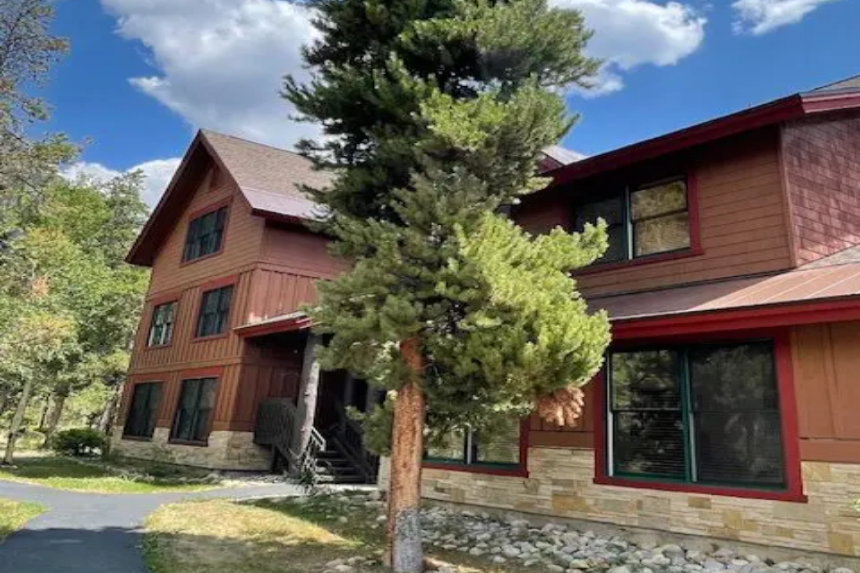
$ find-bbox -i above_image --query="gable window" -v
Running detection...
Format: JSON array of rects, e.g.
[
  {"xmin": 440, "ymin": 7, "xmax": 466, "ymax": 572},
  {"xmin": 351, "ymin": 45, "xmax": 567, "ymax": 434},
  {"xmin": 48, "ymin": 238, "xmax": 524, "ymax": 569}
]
[
  {"xmin": 123, "ymin": 382, "xmax": 162, "ymax": 439},
  {"xmin": 607, "ymin": 341, "xmax": 786, "ymax": 490},
  {"xmin": 147, "ymin": 302, "xmax": 176, "ymax": 347},
  {"xmin": 425, "ymin": 419, "xmax": 522, "ymax": 469},
  {"xmin": 574, "ymin": 178, "xmax": 691, "ymax": 264},
  {"xmin": 171, "ymin": 377, "xmax": 217, "ymax": 443},
  {"xmin": 195, "ymin": 285, "xmax": 233, "ymax": 338},
  {"xmin": 183, "ymin": 206, "xmax": 227, "ymax": 262}
]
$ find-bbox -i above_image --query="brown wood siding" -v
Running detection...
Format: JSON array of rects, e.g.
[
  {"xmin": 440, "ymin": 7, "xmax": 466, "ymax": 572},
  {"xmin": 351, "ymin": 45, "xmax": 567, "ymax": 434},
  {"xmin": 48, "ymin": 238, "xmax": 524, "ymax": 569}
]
[
  {"xmin": 783, "ymin": 112, "xmax": 860, "ymax": 265},
  {"xmin": 792, "ymin": 322, "xmax": 860, "ymax": 463},
  {"xmin": 528, "ymin": 381, "xmax": 596, "ymax": 449},
  {"xmin": 130, "ymin": 271, "xmax": 252, "ymax": 372},
  {"xmin": 147, "ymin": 166, "xmax": 265, "ymax": 296},
  {"xmin": 517, "ymin": 129, "xmax": 794, "ymax": 298},
  {"xmin": 261, "ymin": 223, "xmax": 345, "ymax": 276}
]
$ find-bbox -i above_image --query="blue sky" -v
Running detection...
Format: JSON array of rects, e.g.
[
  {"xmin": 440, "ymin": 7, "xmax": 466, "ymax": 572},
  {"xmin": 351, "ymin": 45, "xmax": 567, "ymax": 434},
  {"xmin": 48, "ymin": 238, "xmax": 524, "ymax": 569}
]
[{"xmin": 47, "ymin": 0, "xmax": 859, "ymax": 205}]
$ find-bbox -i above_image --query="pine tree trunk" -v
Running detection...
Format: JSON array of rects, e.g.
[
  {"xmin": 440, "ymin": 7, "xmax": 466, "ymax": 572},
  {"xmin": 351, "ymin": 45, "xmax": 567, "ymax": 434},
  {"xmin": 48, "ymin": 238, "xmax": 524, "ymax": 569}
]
[
  {"xmin": 291, "ymin": 333, "xmax": 321, "ymax": 462},
  {"xmin": 386, "ymin": 338, "xmax": 426, "ymax": 573},
  {"xmin": 3, "ymin": 378, "xmax": 35, "ymax": 465},
  {"xmin": 43, "ymin": 391, "xmax": 67, "ymax": 445}
]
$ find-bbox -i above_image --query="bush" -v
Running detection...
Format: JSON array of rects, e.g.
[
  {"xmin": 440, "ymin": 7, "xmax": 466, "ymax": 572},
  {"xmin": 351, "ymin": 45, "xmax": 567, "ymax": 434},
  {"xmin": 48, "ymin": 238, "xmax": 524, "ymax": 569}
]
[{"xmin": 51, "ymin": 428, "xmax": 106, "ymax": 457}]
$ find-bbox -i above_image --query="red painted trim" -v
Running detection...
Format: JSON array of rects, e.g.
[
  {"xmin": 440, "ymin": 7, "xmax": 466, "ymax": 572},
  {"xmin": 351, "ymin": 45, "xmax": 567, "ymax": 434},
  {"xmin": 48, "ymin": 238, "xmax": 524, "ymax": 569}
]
[
  {"xmin": 546, "ymin": 96, "xmax": 805, "ymax": 189},
  {"xmin": 594, "ymin": 329, "xmax": 807, "ymax": 503},
  {"xmin": 198, "ymin": 274, "xmax": 239, "ymax": 292},
  {"xmin": 235, "ymin": 317, "xmax": 313, "ymax": 338},
  {"xmin": 185, "ymin": 196, "xmax": 232, "ymax": 222},
  {"xmin": 177, "ymin": 366, "xmax": 225, "ymax": 380},
  {"xmin": 422, "ymin": 419, "xmax": 530, "ymax": 478},
  {"xmin": 802, "ymin": 93, "xmax": 860, "ymax": 113},
  {"xmin": 250, "ymin": 208, "xmax": 308, "ymax": 226},
  {"xmin": 574, "ymin": 172, "xmax": 703, "ymax": 276},
  {"xmin": 612, "ymin": 298, "xmax": 860, "ymax": 340},
  {"xmin": 180, "ymin": 198, "xmax": 232, "ymax": 268},
  {"xmin": 147, "ymin": 291, "xmax": 182, "ymax": 307},
  {"xmin": 145, "ymin": 299, "xmax": 179, "ymax": 350}
]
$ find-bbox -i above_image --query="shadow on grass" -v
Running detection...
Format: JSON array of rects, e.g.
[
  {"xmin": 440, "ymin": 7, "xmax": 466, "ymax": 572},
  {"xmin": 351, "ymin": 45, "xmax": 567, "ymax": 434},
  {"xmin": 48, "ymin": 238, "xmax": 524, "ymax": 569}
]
[{"xmin": 0, "ymin": 456, "xmax": 112, "ymax": 480}]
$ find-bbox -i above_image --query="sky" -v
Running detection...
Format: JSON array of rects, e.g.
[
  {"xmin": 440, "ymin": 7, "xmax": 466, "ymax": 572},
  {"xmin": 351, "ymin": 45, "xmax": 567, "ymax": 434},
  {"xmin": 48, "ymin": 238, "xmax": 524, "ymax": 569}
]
[{"xmin": 44, "ymin": 0, "xmax": 860, "ymax": 207}]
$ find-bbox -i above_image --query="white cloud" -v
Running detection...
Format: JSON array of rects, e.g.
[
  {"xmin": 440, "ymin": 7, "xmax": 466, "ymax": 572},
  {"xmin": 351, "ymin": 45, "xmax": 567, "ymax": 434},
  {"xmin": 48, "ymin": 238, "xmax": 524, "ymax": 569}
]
[
  {"xmin": 101, "ymin": 0, "xmax": 320, "ymax": 149},
  {"xmin": 732, "ymin": 0, "xmax": 841, "ymax": 35},
  {"xmin": 552, "ymin": 0, "xmax": 706, "ymax": 95},
  {"xmin": 62, "ymin": 158, "xmax": 182, "ymax": 207}
]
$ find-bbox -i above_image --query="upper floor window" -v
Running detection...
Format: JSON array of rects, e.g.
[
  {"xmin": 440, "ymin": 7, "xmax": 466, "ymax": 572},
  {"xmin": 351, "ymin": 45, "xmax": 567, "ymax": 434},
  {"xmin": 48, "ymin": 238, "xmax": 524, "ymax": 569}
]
[
  {"xmin": 573, "ymin": 178, "xmax": 691, "ymax": 265},
  {"xmin": 183, "ymin": 206, "xmax": 227, "ymax": 262},
  {"xmin": 607, "ymin": 341, "xmax": 786, "ymax": 490},
  {"xmin": 147, "ymin": 302, "xmax": 176, "ymax": 347},
  {"xmin": 425, "ymin": 420, "xmax": 522, "ymax": 469},
  {"xmin": 123, "ymin": 382, "xmax": 162, "ymax": 439},
  {"xmin": 195, "ymin": 285, "xmax": 233, "ymax": 338}
]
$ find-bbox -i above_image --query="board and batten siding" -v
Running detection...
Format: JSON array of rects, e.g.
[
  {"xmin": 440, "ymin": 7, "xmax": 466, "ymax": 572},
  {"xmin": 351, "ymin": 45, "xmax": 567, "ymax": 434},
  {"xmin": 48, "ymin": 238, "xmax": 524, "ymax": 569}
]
[{"xmin": 516, "ymin": 128, "xmax": 794, "ymax": 298}]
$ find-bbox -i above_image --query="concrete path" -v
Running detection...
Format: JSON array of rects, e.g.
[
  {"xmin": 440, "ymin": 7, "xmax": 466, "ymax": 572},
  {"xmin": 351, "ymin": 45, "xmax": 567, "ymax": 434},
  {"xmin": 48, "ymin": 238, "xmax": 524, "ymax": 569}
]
[{"xmin": 0, "ymin": 479, "xmax": 306, "ymax": 573}]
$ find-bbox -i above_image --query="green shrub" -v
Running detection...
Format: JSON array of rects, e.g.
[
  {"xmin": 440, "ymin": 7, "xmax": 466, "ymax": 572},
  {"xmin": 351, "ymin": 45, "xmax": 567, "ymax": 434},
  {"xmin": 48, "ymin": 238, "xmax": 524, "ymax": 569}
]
[{"xmin": 51, "ymin": 428, "xmax": 106, "ymax": 457}]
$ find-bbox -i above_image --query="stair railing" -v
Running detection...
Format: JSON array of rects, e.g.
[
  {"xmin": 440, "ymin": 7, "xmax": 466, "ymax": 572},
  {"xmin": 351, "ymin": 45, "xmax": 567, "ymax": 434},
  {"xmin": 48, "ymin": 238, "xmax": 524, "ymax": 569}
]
[
  {"xmin": 328, "ymin": 397, "xmax": 379, "ymax": 482},
  {"xmin": 254, "ymin": 397, "xmax": 326, "ymax": 476}
]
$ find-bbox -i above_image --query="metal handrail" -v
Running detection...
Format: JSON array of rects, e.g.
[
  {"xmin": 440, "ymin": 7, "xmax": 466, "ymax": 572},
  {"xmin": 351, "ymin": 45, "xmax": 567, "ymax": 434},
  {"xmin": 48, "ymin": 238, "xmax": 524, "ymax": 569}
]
[
  {"xmin": 255, "ymin": 398, "xmax": 326, "ymax": 474},
  {"xmin": 328, "ymin": 397, "xmax": 378, "ymax": 481}
]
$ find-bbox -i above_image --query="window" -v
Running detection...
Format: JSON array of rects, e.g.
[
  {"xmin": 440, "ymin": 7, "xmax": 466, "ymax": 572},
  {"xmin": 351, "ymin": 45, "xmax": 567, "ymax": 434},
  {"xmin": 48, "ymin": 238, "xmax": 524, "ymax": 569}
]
[
  {"xmin": 147, "ymin": 302, "xmax": 176, "ymax": 347},
  {"xmin": 183, "ymin": 206, "xmax": 227, "ymax": 262},
  {"xmin": 425, "ymin": 420, "xmax": 521, "ymax": 468},
  {"xmin": 607, "ymin": 341, "xmax": 786, "ymax": 490},
  {"xmin": 171, "ymin": 378, "xmax": 217, "ymax": 443},
  {"xmin": 573, "ymin": 178, "xmax": 691, "ymax": 264},
  {"xmin": 195, "ymin": 285, "xmax": 233, "ymax": 338},
  {"xmin": 123, "ymin": 382, "xmax": 162, "ymax": 439}
]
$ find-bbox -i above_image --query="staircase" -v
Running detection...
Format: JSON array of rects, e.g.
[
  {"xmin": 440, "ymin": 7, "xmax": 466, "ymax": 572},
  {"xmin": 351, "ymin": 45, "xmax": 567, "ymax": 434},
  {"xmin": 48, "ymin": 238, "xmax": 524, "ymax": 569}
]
[{"xmin": 253, "ymin": 397, "xmax": 375, "ymax": 484}]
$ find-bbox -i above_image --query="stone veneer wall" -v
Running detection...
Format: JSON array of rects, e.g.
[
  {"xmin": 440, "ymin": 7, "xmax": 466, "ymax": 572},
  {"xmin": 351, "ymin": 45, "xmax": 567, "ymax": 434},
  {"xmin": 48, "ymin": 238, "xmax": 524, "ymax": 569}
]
[
  {"xmin": 416, "ymin": 447, "xmax": 860, "ymax": 557},
  {"xmin": 111, "ymin": 428, "xmax": 271, "ymax": 471}
]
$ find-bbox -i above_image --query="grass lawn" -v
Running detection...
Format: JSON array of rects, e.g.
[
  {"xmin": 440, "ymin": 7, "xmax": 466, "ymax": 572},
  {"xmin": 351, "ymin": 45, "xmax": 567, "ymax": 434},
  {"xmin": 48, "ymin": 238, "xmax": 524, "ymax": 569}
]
[
  {"xmin": 0, "ymin": 498, "xmax": 45, "ymax": 542},
  {"xmin": 0, "ymin": 456, "xmax": 219, "ymax": 494},
  {"xmin": 144, "ymin": 494, "xmax": 529, "ymax": 573}
]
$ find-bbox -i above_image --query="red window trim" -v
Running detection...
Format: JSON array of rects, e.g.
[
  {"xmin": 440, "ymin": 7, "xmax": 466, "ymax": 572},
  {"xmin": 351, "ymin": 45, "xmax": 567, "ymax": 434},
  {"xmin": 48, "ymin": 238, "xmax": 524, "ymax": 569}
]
[
  {"xmin": 593, "ymin": 329, "xmax": 806, "ymax": 503},
  {"xmin": 146, "ymin": 300, "xmax": 179, "ymax": 349},
  {"xmin": 422, "ymin": 420, "xmax": 530, "ymax": 478},
  {"xmin": 574, "ymin": 171, "xmax": 703, "ymax": 276},
  {"xmin": 192, "ymin": 276, "xmax": 238, "ymax": 341},
  {"xmin": 168, "ymin": 368, "xmax": 223, "ymax": 446},
  {"xmin": 180, "ymin": 197, "xmax": 232, "ymax": 267}
]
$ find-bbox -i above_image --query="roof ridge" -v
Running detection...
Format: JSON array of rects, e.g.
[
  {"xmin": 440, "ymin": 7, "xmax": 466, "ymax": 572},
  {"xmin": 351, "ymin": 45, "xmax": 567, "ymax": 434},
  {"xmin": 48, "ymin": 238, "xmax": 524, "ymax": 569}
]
[{"xmin": 200, "ymin": 128, "xmax": 312, "ymax": 162}]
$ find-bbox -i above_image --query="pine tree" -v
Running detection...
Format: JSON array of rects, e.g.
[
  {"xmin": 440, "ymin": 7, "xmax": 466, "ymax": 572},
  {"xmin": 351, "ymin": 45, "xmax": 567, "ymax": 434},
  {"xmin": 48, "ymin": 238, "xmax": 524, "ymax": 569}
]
[{"xmin": 284, "ymin": 1, "xmax": 611, "ymax": 570}]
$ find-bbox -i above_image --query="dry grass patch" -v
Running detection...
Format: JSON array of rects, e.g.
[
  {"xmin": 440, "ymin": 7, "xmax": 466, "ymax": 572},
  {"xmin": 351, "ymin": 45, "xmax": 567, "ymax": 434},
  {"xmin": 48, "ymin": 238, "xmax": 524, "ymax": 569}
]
[
  {"xmin": 0, "ymin": 498, "xmax": 44, "ymax": 542},
  {"xmin": 143, "ymin": 494, "xmax": 532, "ymax": 573}
]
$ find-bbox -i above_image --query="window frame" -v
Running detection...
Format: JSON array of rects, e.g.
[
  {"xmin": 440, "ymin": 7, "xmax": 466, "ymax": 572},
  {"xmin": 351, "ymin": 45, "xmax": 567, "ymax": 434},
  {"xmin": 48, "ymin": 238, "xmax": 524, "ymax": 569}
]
[
  {"xmin": 146, "ymin": 301, "xmax": 177, "ymax": 348},
  {"xmin": 571, "ymin": 174, "xmax": 701, "ymax": 271},
  {"xmin": 170, "ymin": 376, "xmax": 219, "ymax": 445},
  {"xmin": 194, "ymin": 282, "xmax": 234, "ymax": 340},
  {"xmin": 122, "ymin": 381, "xmax": 163, "ymax": 440},
  {"xmin": 181, "ymin": 200, "xmax": 231, "ymax": 264},
  {"xmin": 594, "ymin": 331, "xmax": 806, "ymax": 502},
  {"xmin": 423, "ymin": 420, "xmax": 529, "ymax": 477}
]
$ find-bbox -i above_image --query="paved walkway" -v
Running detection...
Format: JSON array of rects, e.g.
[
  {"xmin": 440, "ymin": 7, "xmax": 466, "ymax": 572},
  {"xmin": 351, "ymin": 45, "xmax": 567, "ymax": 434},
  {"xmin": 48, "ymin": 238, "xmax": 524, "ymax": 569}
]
[{"xmin": 0, "ymin": 479, "xmax": 306, "ymax": 573}]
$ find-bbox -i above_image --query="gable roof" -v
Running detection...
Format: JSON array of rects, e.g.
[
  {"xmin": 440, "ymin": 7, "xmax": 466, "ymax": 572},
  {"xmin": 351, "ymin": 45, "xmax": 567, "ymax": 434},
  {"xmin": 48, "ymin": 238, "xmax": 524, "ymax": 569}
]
[
  {"xmin": 126, "ymin": 130, "xmax": 327, "ymax": 266},
  {"xmin": 127, "ymin": 129, "xmax": 583, "ymax": 266},
  {"xmin": 545, "ymin": 77, "xmax": 860, "ymax": 190}
]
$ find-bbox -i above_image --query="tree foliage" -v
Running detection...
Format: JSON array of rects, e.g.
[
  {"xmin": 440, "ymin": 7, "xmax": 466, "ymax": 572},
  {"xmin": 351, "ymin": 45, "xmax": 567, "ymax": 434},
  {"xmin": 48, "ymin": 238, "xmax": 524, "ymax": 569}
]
[{"xmin": 285, "ymin": 0, "xmax": 610, "ymax": 448}]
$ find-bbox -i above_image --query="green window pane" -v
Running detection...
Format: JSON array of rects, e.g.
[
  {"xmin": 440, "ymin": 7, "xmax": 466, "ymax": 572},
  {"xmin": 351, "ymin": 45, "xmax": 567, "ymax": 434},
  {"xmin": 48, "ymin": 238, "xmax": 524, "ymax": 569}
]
[
  {"xmin": 689, "ymin": 343, "xmax": 778, "ymax": 411},
  {"xmin": 426, "ymin": 429, "xmax": 466, "ymax": 462},
  {"xmin": 574, "ymin": 196, "xmax": 624, "ymax": 228},
  {"xmin": 613, "ymin": 411, "xmax": 685, "ymax": 478}
]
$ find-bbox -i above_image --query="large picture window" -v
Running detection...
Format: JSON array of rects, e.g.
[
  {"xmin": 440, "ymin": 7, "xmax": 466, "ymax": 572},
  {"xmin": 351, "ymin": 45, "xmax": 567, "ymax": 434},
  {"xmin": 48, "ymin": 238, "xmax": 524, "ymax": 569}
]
[
  {"xmin": 147, "ymin": 302, "xmax": 176, "ymax": 347},
  {"xmin": 171, "ymin": 378, "xmax": 217, "ymax": 443},
  {"xmin": 123, "ymin": 382, "xmax": 162, "ymax": 439},
  {"xmin": 574, "ymin": 178, "xmax": 691, "ymax": 264},
  {"xmin": 607, "ymin": 341, "xmax": 786, "ymax": 490},
  {"xmin": 183, "ymin": 206, "xmax": 227, "ymax": 262},
  {"xmin": 425, "ymin": 420, "xmax": 522, "ymax": 468},
  {"xmin": 195, "ymin": 285, "xmax": 233, "ymax": 338}
]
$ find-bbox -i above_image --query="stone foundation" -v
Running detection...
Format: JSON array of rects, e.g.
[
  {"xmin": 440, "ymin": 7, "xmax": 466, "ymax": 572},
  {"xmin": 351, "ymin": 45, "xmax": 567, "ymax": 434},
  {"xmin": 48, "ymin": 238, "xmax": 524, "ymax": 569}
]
[
  {"xmin": 395, "ymin": 447, "xmax": 860, "ymax": 558},
  {"xmin": 111, "ymin": 428, "xmax": 272, "ymax": 471}
]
